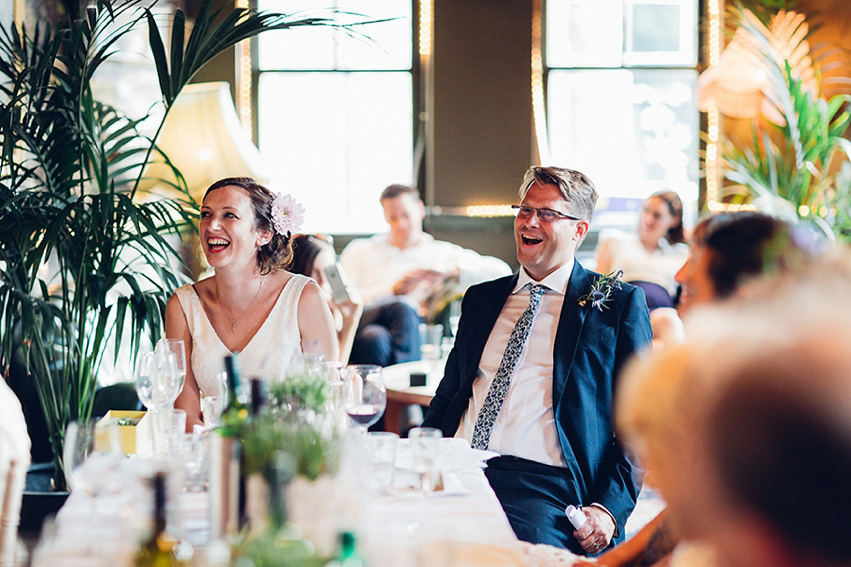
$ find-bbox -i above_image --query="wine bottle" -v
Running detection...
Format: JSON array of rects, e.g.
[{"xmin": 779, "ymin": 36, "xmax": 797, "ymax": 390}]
[
  {"xmin": 134, "ymin": 472, "xmax": 189, "ymax": 567},
  {"xmin": 221, "ymin": 354, "xmax": 248, "ymax": 436},
  {"xmin": 249, "ymin": 377, "xmax": 268, "ymax": 417}
]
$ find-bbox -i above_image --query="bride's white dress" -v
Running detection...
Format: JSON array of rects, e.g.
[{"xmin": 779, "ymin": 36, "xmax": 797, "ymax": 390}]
[{"xmin": 175, "ymin": 274, "xmax": 309, "ymax": 395}]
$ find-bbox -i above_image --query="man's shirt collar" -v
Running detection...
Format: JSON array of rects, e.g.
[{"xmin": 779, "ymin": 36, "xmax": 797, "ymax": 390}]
[{"xmin": 514, "ymin": 258, "xmax": 574, "ymax": 295}]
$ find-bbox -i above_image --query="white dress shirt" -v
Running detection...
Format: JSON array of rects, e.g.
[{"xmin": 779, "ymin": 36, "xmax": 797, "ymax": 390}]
[
  {"xmin": 339, "ymin": 233, "xmax": 511, "ymax": 305},
  {"xmin": 456, "ymin": 259, "xmax": 574, "ymax": 466}
]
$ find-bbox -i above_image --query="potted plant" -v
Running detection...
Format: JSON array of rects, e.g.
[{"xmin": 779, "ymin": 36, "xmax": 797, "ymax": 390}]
[
  {"xmin": 717, "ymin": 5, "xmax": 851, "ymax": 240},
  {"xmin": 0, "ymin": 0, "xmax": 347, "ymax": 491}
]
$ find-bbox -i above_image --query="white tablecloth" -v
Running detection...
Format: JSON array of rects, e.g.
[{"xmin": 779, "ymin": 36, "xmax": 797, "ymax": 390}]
[
  {"xmin": 30, "ymin": 437, "xmax": 543, "ymax": 567},
  {"xmin": 360, "ymin": 438, "xmax": 523, "ymax": 567}
]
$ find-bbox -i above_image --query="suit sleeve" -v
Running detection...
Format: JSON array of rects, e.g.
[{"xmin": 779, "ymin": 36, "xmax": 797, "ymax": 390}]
[
  {"xmin": 421, "ymin": 344, "xmax": 460, "ymax": 434},
  {"xmin": 592, "ymin": 286, "xmax": 652, "ymax": 533},
  {"xmin": 422, "ymin": 288, "xmax": 477, "ymax": 434}
]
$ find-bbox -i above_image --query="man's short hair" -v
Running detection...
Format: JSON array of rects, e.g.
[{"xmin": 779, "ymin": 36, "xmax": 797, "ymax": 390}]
[
  {"xmin": 519, "ymin": 166, "xmax": 598, "ymax": 221},
  {"xmin": 380, "ymin": 184, "xmax": 420, "ymax": 202}
]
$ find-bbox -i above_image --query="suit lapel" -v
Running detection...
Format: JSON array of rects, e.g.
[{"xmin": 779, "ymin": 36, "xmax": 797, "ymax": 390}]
[{"xmin": 552, "ymin": 262, "xmax": 592, "ymax": 403}]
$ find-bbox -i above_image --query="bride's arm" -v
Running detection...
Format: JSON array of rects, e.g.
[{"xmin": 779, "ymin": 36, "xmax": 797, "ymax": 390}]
[
  {"xmin": 166, "ymin": 294, "xmax": 203, "ymax": 431},
  {"xmin": 297, "ymin": 280, "xmax": 340, "ymax": 363}
]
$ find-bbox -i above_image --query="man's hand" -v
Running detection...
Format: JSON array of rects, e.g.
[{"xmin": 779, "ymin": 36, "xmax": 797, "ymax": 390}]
[
  {"xmin": 573, "ymin": 506, "xmax": 616, "ymax": 555},
  {"xmin": 392, "ymin": 269, "xmax": 447, "ymax": 296}
]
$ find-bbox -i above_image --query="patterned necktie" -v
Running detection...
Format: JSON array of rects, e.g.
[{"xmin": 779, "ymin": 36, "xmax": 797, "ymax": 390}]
[{"xmin": 471, "ymin": 283, "xmax": 547, "ymax": 450}]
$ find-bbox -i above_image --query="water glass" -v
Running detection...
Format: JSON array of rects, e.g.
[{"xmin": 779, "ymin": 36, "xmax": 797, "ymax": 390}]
[
  {"xmin": 367, "ymin": 431, "xmax": 399, "ymax": 493},
  {"xmin": 418, "ymin": 323, "xmax": 444, "ymax": 361},
  {"xmin": 323, "ymin": 361, "xmax": 344, "ymax": 409},
  {"xmin": 182, "ymin": 432, "xmax": 209, "ymax": 492},
  {"xmin": 201, "ymin": 395, "xmax": 225, "ymax": 429},
  {"xmin": 408, "ymin": 427, "xmax": 443, "ymax": 495},
  {"xmin": 168, "ymin": 409, "xmax": 188, "ymax": 451}
]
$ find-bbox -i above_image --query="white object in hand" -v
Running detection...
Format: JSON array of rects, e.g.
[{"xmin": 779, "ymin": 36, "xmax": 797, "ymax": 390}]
[{"xmin": 565, "ymin": 504, "xmax": 587, "ymax": 530}]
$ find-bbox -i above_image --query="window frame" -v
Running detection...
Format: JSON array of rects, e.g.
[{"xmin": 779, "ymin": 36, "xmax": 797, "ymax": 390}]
[{"xmin": 249, "ymin": 0, "xmax": 422, "ymax": 234}]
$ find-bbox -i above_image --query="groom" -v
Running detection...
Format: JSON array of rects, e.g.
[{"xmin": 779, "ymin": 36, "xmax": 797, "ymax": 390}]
[{"xmin": 423, "ymin": 166, "xmax": 652, "ymax": 555}]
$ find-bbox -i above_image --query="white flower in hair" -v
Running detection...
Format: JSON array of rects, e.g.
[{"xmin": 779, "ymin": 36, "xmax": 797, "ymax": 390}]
[{"xmin": 271, "ymin": 193, "xmax": 305, "ymax": 235}]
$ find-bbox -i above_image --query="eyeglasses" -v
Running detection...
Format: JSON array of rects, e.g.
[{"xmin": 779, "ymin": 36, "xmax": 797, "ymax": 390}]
[{"xmin": 511, "ymin": 205, "xmax": 580, "ymax": 223}]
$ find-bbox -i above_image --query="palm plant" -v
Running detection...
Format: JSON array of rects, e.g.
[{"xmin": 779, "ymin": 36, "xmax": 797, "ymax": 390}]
[
  {"xmin": 0, "ymin": 0, "xmax": 351, "ymax": 490},
  {"xmin": 720, "ymin": 6, "xmax": 851, "ymax": 240}
]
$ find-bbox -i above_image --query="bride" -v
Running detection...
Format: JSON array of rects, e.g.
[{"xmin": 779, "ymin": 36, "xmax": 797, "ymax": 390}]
[{"xmin": 167, "ymin": 177, "xmax": 338, "ymax": 430}]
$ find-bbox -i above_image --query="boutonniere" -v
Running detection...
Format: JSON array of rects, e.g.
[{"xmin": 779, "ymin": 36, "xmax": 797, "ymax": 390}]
[{"xmin": 578, "ymin": 270, "xmax": 624, "ymax": 311}]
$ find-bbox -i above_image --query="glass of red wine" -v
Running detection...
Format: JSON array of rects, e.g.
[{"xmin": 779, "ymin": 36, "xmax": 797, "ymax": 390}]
[{"xmin": 343, "ymin": 364, "xmax": 386, "ymax": 434}]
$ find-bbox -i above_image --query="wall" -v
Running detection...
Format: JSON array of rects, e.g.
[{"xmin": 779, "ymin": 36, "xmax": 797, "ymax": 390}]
[
  {"xmin": 430, "ymin": 0, "xmax": 534, "ymax": 208},
  {"xmin": 425, "ymin": 0, "xmax": 534, "ymax": 268}
]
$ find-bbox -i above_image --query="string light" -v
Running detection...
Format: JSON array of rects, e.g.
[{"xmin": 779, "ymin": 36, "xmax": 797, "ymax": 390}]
[
  {"xmin": 531, "ymin": 0, "xmax": 549, "ymax": 164},
  {"xmin": 465, "ymin": 205, "xmax": 515, "ymax": 218},
  {"xmin": 419, "ymin": 0, "xmax": 433, "ymax": 64},
  {"xmin": 705, "ymin": 0, "xmax": 723, "ymax": 208}
]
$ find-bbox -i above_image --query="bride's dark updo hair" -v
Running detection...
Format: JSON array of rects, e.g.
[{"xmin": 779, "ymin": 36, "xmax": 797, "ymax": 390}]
[{"xmin": 204, "ymin": 177, "xmax": 294, "ymax": 274}]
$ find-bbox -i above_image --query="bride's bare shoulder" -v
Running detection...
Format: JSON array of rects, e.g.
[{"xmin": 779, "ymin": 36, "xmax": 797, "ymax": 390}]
[{"xmin": 192, "ymin": 275, "xmax": 217, "ymax": 301}]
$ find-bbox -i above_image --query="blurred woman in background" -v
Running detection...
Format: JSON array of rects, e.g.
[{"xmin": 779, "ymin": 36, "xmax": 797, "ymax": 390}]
[
  {"xmin": 595, "ymin": 191, "xmax": 688, "ymax": 309},
  {"xmin": 290, "ymin": 234, "xmax": 363, "ymax": 364}
]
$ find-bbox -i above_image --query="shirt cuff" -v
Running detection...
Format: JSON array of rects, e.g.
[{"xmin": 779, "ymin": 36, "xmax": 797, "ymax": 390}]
[{"xmin": 588, "ymin": 503, "xmax": 619, "ymax": 538}]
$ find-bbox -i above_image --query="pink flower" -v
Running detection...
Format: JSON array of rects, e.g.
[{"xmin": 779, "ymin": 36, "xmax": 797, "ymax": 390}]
[{"xmin": 271, "ymin": 193, "xmax": 305, "ymax": 236}]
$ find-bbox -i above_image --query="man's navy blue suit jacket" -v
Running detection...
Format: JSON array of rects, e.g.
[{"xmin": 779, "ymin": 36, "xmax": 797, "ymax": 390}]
[{"xmin": 423, "ymin": 261, "xmax": 652, "ymax": 534}]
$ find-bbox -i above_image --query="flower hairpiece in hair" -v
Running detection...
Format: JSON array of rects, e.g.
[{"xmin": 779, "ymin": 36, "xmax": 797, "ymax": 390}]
[
  {"xmin": 271, "ymin": 193, "xmax": 305, "ymax": 236},
  {"xmin": 578, "ymin": 270, "xmax": 624, "ymax": 311}
]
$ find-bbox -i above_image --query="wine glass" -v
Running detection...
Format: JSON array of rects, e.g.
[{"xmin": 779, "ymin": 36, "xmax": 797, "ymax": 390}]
[
  {"xmin": 135, "ymin": 350, "xmax": 182, "ymax": 410},
  {"xmin": 63, "ymin": 420, "xmax": 121, "ymax": 495},
  {"xmin": 343, "ymin": 364, "xmax": 386, "ymax": 434},
  {"xmin": 135, "ymin": 350, "xmax": 182, "ymax": 456},
  {"xmin": 156, "ymin": 338, "xmax": 187, "ymax": 394}
]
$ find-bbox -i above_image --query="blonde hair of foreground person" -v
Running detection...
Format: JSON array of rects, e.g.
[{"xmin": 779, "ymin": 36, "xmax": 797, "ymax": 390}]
[{"xmin": 615, "ymin": 249, "xmax": 851, "ymax": 567}]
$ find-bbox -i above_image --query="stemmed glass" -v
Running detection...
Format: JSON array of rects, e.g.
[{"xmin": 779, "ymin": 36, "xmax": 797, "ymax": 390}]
[
  {"xmin": 63, "ymin": 420, "xmax": 121, "ymax": 496},
  {"xmin": 343, "ymin": 364, "xmax": 386, "ymax": 434},
  {"xmin": 135, "ymin": 348, "xmax": 183, "ymax": 456},
  {"xmin": 156, "ymin": 338, "xmax": 187, "ymax": 394}
]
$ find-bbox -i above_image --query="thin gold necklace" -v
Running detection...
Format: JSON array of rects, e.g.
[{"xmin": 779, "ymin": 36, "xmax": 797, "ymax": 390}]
[{"xmin": 219, "ymin": 278, "xmax": 264, "ymax": 332}]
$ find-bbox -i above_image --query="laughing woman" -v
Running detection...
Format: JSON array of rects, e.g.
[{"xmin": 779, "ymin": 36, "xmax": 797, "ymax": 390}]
[{"xmin": 167, "ymin": 177, "xmax": 338, "ymax": 431}]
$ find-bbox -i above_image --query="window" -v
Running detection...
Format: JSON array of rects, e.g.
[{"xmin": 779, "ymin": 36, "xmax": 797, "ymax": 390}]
[
  {"xmin": 545, "ymin": 0, "xmax": 699, "ymax": 225},
  {"xmin": 255, "ymin": 0, "xmax": 414, "ymax": 233}
]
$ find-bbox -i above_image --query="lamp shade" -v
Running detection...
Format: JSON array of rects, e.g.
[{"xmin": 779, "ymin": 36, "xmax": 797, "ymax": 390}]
[
  {"xmin": 143, "ymin": 82, "xmax": 268, "ymax": 201},
  {"xmin": 697, "ymin": 10, "xmax": 817, "ymax": 125}
]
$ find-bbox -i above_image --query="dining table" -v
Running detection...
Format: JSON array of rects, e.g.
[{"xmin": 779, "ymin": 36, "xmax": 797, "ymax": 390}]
[
  {"xmin": 26, "ymin": 432, "xmax": 590, "ymax": 567},
  {"xmin": 381, "ymin": 357, "xmax": 445, "ymax": 435}
]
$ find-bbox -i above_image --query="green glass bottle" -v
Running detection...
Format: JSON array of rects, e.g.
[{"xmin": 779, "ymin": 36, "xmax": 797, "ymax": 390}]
[
  {"xmin": 325, "ymin": 531, "xmax": 365, "ymax": 567},
  {"xmin": 134, "ymin": 473, "xmax": 188, "ymax": 567},
  {"xmin": 220, "ymin": 353, "xmax": 248, "ymax": 436}
]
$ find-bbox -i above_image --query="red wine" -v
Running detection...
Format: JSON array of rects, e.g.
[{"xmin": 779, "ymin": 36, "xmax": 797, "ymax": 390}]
[{"xmin": 346, "ymin": 404, "xmax": 381, "ymax": 425}]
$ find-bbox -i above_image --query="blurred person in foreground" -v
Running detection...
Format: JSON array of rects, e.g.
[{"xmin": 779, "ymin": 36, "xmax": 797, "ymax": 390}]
[
  {"xmin": 611, "ymin": 248, "xmax": 851, "ymax": 567},
  {"xmin": 424, "ymin": 166, "xmax": 652, "ymax": 554},
  {"xmin": 651, "ymin": 211, "xmax": 818, "ymax": 349}
]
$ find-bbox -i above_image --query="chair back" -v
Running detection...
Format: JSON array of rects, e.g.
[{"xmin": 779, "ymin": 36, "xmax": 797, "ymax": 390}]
[{"xmin": 0, "ymin": 381, "xmax": 31, "ymax": 567}]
